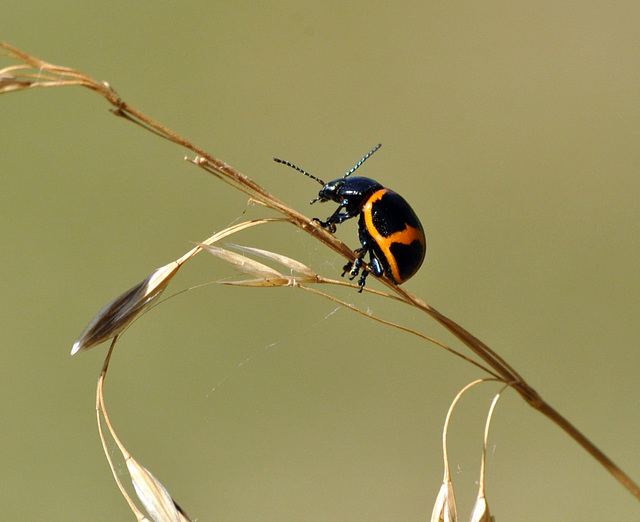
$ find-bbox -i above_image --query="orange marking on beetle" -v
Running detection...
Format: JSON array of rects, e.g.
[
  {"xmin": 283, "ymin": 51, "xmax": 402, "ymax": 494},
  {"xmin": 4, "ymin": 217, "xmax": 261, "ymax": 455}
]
[{"xmin": 362, "ymin": 189, "xmax": 425, "ymax": 283}]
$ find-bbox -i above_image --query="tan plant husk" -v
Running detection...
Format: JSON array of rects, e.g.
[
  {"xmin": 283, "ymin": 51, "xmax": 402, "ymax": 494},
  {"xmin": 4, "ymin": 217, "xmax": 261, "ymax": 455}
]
[{"xmin": 2, "ymin": 40, "xmax": 638, "ymax": 507}]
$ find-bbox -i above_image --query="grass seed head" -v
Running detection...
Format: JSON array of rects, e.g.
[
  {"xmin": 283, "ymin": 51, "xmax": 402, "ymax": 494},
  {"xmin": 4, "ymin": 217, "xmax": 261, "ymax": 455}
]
[{"xmin": 71, "ymin": 262, "xmax": 180, "ymax": 354}]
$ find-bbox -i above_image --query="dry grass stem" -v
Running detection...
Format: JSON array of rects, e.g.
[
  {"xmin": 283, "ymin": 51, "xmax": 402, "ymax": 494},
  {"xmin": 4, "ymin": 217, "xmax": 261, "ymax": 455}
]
[
  {"xmin": 299, "ymin": 284, "xmax": 499, "ymax": 377},
  {"xmin": 96, "ymin": 339, "xmax": 148, "ymax": 520},
  {"xmin": 433, "ymin": 381, "xmax": 505, "ymax": 521},
  {"xmin": 469, "ymin": 385, "xmax": 507, "ymax": 522},
  {"xmin": 3, "ymin": 40, "xmax": 638, "ymax": 502},
  {"xmin": 432, "ymin": 379, "xmax": 487, "ymax": 522},
  {"xmin": 96, "ymin": 339, "xmax": 191, "ymax": 521},
  {"xmin": 202, "ymin": 242, "xmax": 499, "ymax": 374}
]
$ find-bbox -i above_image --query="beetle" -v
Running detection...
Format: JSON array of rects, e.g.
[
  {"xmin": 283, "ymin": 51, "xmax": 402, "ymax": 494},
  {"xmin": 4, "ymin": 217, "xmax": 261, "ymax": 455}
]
[{"xmin": 273, "ymin": 143, "xmax": 426, "ymax": 291}]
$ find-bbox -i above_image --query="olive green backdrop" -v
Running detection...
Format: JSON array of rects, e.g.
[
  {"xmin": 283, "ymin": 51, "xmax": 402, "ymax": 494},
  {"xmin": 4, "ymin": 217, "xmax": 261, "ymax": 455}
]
[{"xmin": 2, "ymin": 1, "xmax": 639, "ymax": 520}]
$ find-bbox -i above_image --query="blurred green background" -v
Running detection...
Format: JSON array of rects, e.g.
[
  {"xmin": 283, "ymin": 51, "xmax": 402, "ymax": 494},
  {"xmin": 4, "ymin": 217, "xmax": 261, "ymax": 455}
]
[{"xmin": 2, "ymin": 2, "xmax": 639, "ymax": 520}]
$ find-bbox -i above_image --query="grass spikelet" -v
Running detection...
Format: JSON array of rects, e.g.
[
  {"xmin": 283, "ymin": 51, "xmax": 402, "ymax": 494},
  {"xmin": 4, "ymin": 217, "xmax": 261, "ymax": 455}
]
[
  {"xmin": 468, "ymin": 496, "xmax": 492, "ymax": 522},
  {"xmin": 200, "ymin": 243, "xmax": 319, "ymax": 287},
  {"xmin": 71, "ymin": 261, "xmax": 182, "ymax": 355},
  {"xmin": 431, "ymin": 478, "xmax": 458, "ymax": 522},
  {"xmin": 126, "ymin": 457, "xmax": 190, "ymax": 522}
]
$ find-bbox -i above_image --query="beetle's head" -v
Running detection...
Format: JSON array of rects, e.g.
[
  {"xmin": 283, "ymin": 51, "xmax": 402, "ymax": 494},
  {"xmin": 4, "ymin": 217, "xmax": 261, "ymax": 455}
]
[{"xmin": 313, "ymin": 178, "xmax": 344, "ymax": 204}]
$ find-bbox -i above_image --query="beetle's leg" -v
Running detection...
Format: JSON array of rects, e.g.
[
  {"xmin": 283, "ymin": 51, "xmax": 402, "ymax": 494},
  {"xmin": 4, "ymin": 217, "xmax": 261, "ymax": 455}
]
[
  {"xmin": 341, "ymin": 260, "xmax": 353, "ymax": 277},
  {"xmin": 342, "ymin": 249, "xmax": 384, "ymax": 291},
  {"xmin": 342, "ymin": 248, "xmax": 365, "ymax": 280},
  {"xmin": 312, "ymin": 217, "xmax": 337, "ymax": 233},
  {"xmin": 349, "ymin": 257, "xmax": 362, "ymax": 279},
  {"xmin": 356, "ymin": 269, "xmax": 369, "ymax": 292},
  {"xmin": 314, "ymin": 200, "xmax": 358, "ymax": 232},
  {"xmin": 367, "ymin": 253, "xmax": 384, "ymax": 278},
  {"xmin": 355, "ymin": 251, "xmax": 384, "ymax": 291}
]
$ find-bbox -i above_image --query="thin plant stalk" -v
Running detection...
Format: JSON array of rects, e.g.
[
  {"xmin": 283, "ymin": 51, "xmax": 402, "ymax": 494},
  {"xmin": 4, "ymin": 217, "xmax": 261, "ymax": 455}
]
[{"xmin": 96, "ymin": 337, "xmax": 147, "ymax": 520}]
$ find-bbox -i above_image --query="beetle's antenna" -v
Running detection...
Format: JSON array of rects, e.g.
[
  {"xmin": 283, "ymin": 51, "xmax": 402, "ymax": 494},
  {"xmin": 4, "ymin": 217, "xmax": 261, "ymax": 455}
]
[
  {"xmin": 343, "ymin": 143, "xmax": 382, "ymax": 179},
  {"xmin": 273, "ymin": 157, "xmax": 325, "ymax": 186}
]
